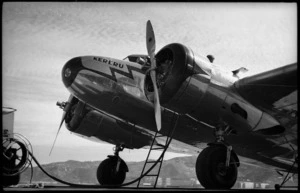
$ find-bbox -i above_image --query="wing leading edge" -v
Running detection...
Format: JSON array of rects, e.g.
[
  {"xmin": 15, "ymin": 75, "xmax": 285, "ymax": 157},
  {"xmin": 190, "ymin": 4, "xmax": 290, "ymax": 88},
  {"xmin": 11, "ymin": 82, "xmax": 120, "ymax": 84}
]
[{"xmin": 234, "ymin": 63, "xmax": 297, "ymax": 111}]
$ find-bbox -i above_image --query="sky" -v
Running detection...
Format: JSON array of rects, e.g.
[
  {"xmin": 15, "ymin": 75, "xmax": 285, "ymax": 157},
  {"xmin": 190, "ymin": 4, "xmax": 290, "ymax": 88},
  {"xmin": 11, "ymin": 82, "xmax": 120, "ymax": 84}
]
[{"xmin": 2, "ymin": 2, "xmax": 297, "ymax": 165}]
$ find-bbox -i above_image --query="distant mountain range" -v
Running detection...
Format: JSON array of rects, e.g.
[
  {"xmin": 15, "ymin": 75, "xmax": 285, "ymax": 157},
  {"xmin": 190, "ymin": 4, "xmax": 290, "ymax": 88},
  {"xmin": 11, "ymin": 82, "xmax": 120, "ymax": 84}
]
[{"xmin": 20, "ymin": 156, "xmax": 297, "ymax": 189}]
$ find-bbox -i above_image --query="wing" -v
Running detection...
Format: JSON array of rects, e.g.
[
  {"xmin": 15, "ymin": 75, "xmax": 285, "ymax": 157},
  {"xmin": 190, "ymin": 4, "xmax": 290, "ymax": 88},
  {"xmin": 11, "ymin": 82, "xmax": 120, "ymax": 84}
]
[
  {"xmin": 234, "ymin": 63, "xmax": 297, "ymax": 169},
  {"xmin": 234, "ymin": 63, "xmax": 297, "ymax": 112}
]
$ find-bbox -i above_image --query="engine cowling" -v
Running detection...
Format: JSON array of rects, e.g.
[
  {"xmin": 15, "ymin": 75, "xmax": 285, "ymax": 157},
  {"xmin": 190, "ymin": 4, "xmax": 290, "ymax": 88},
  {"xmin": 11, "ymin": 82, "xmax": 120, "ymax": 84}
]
[
  {"xmin": 144, "ymin": 43, "xmax": 212, "ymax": 114},
  {"xmin": 64, "ymin": 96, "xmax": 153, "ymax": 149}
]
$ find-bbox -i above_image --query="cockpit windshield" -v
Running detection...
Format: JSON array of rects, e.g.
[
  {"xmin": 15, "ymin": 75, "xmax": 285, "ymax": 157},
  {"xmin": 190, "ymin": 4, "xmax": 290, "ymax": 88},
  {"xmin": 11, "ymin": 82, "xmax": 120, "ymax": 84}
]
[{"xmin": 123, "ymin": 55, "xmax": 150, "ymax": 66}]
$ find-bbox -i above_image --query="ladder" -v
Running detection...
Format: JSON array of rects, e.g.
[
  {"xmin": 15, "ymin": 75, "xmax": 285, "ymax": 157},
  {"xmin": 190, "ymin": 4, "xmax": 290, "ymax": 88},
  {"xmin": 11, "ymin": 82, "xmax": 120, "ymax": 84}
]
[{"xmin": 137, "ymin": 113, "xmax": 179, "ymax": 188}]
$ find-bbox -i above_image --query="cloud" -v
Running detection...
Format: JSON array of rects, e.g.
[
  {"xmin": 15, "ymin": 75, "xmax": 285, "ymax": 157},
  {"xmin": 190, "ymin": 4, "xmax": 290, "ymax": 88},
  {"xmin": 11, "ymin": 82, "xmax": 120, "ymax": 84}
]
[{"xmin": 2, "ymin": 2, "xmax": 297, "ymax": 164}]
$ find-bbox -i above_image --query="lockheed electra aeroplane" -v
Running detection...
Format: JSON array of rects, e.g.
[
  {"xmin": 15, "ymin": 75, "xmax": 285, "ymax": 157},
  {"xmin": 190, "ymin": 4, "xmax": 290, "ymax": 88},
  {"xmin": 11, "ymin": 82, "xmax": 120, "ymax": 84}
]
[{"xmin": 52, "ymin": 21, "xmax": 297, "ymax": 189}]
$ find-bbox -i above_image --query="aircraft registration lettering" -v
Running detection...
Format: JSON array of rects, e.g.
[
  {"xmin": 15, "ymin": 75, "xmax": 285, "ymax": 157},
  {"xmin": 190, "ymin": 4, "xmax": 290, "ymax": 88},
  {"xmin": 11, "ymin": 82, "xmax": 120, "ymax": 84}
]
[
  {"xmin": 93, "ymin": 57, "xmax": 124, "ymax": 69},
  {"xmin": 89, "ymin": 56, "xmax": 144, "ymax": 83}
]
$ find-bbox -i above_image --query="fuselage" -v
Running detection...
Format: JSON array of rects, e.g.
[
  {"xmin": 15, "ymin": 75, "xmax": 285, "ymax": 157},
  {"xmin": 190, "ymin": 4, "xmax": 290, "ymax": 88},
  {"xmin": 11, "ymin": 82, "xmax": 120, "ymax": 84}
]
[
  {"xmin": 62, "ymin": 44, "xmax": 298, "ymax": 168},
  {"xmin": 60, "ymin": 44, "xmax": 294, "ymax": 171},
  {"xmin": 61, "ymin": 44, "xmax": 280, "ymax": 136}
]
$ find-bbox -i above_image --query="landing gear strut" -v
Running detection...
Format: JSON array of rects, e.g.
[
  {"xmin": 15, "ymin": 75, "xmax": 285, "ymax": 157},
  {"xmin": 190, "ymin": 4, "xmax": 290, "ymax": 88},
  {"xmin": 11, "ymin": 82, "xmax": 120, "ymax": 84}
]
[
  {"xmin": 195, "ymin": 122, "xmax": 239, "ymax": 189},
  {"xmin": 275, "ymin": 156, "xmax": 298, "ymax": 190},
  {"xmin": 96, "ymin": 144, "xmax": 129, "ymax": 185}
]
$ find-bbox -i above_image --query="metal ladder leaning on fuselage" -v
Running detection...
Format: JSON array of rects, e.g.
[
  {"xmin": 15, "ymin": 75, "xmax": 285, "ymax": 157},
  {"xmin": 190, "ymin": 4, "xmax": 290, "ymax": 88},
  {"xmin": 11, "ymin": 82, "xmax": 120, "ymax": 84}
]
[{"xmin": 137, "ymin": 112, "xmax": 179, "ymax": 188}]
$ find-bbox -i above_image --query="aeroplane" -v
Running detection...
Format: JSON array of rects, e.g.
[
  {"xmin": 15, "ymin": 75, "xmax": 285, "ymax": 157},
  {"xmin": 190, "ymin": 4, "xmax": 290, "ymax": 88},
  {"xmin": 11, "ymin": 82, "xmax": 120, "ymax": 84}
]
[{"xmin": 52, "ymin": 20, "xmax": 297, "ymax": 189}]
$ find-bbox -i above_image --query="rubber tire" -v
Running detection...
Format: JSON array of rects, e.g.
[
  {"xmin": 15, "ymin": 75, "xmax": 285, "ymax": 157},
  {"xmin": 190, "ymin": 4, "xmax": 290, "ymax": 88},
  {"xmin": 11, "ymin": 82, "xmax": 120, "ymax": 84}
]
[
  {"xmin": 97, "ymin": 157, "xmax": 127, "ymax": 185},
  {"xmin": 1, "ymin": 174, "xmax": 20, "ymax": 187},
  {"xmin": 196, "ymin": 145, "xmax": 238, "ymax": 189}
]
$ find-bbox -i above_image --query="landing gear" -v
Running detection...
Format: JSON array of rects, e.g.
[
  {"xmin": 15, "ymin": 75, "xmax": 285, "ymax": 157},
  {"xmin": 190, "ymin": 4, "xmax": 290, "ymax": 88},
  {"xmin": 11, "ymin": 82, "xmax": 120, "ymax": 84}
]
[
  {"xmin": 96, "ymin": 145, "xmax": 129, "ymax": 185},
  {"xmin": 275, "ymin": 156, "xmax": 298, "ymax": 190},
  {"xmin": 195, "ymin": 122, "xmax": 239, "ymax": 189},
  {"xmin": 196, "ymin": 145, "xmax": 238, "ymax": 189}
]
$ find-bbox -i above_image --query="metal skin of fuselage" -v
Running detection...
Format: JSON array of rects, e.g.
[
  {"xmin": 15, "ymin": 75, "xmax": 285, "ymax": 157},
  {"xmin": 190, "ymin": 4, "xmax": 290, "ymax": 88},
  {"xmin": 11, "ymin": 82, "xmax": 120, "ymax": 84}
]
[{"xmin": 60, "ymin": 43, "xmax": 294, "ymax": 171}]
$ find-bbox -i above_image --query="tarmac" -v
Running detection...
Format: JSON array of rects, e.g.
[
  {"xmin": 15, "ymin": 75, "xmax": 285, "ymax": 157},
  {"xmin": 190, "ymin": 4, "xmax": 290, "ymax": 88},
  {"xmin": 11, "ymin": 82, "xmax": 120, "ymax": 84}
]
[{"xmin": 3, "ymin": 185, "xmax": 298, "ymax": 192}]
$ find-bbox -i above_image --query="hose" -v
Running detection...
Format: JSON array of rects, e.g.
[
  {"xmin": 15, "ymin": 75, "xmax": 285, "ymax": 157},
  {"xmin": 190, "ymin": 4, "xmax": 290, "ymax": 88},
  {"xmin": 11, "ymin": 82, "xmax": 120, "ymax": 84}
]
[{"xmin": 26, "ymin": 113, "xmax": 179, "ymax": 188}]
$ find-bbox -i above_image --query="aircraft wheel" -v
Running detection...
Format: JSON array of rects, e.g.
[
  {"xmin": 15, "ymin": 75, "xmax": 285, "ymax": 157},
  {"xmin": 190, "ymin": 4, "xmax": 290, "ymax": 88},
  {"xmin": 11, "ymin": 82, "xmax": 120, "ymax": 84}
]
[
  {"xmin": 96, "ymin": 157, "xmax": 127, "ymax": 185},
  {"xmin": 196, "ymin": 145, "xmax": 238, "ymax": 189},
  {"xmin": 1, "ymin": 174, "xmax": 20, "ymax": 187}
]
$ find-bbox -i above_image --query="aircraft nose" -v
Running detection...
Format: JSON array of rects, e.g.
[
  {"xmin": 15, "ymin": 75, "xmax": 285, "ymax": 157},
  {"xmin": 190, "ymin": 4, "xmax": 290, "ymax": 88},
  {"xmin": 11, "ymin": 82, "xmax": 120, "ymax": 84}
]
[{"xmin": 62, "ymin": 57, "xmax": 84, "ymax": 87}]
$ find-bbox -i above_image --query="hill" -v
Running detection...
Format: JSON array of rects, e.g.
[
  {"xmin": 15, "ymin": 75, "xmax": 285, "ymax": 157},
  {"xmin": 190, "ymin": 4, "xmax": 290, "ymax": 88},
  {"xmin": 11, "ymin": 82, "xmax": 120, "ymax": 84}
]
[{"xmin": 19, "ymin": 155, "xmax": 297, "ymax": 188}]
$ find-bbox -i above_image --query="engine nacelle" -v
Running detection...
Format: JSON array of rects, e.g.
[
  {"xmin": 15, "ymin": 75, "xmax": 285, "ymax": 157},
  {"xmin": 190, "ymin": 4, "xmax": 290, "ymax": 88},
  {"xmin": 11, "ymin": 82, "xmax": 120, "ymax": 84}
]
[
  {"xmin": 64, "ymin": 96, "xmax": 153, "ymax": 149},
  {"xmin": 145, "ymin": 43, "xmax": 212, "ymax": 114}
]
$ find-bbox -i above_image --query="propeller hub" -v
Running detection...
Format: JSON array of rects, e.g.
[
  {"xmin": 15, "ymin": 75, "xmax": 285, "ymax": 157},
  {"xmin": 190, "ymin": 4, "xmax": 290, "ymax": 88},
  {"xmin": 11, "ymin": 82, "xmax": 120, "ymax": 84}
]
[{"xmin": 56, "ymin": 101, "xmax": 66, "ymax": 109}]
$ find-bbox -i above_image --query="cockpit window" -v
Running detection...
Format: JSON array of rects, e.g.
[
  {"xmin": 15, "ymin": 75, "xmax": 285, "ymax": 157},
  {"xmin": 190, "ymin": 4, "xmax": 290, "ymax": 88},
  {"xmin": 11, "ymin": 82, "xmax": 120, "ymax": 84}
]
[{"xmin": 123, "ymin": 55, "xmax": 150, "ymax": 66}]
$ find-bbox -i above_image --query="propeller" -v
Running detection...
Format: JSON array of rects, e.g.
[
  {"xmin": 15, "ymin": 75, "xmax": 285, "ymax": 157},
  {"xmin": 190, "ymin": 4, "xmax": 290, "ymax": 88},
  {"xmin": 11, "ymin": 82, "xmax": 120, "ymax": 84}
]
[
  {"xmin": 49, "ymin": 95, "xmax": 73, "ymax": 156},
  {"xmin": 49, "ymin": 111, "xmax": 66, "ymax": 156},
  {"xmin": 146, "ymin": 20, "xmax": 161, "ymax": 131}
]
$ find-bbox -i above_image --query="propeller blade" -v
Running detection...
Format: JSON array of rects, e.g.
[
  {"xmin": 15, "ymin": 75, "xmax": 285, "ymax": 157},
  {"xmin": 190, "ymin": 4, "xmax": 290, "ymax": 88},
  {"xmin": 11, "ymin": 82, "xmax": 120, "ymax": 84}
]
[
  {"xmin": 146, "ymin": 20, "xmax": 161, "ymax": 131},
  {"xmin": 150, "ymin": 71, "xmax": 162, "ymax": 131},
  {"xmin": 49, "ymin": 111, "xmax": 66, "ymax": 156},
  {"xmin": 146, "ymin": 20, "xmax": 156, "ymax": 66}
]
